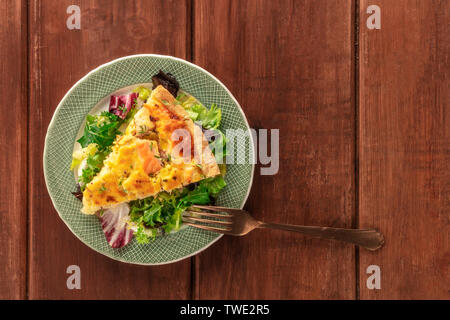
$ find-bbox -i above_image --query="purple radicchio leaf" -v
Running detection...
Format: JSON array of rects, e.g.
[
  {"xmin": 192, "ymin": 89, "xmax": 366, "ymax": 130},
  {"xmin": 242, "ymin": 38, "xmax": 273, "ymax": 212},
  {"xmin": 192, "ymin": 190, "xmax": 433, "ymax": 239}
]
[
  {"xmin": 99, "ymin": 203, "xmax": 134, "ymax": 248},
  {"xmin": 109, "ymin": 92, "xmax": 138, "ymax": 119},
  {"xmin": 151, "ymin": 70, "xmax": 179, "ymax": 97}
]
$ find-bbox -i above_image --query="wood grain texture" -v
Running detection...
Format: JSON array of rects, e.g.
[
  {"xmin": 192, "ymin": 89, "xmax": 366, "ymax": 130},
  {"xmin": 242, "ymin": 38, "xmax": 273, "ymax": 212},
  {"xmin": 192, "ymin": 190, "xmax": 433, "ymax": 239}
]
[
  {"xmin": 193, "ymin": 0, "xmax": 356, "ymax": 299},
  {"xmin": 0, "ymin": 0, "xmax": 27, "ymax": 299},
  {"xmin": 28, "ymin": 0, "xmax": 192, "ymax": 299},
  {"xmin": 359, "ymin": 0, "xmax": 449, "ymax": 299}
]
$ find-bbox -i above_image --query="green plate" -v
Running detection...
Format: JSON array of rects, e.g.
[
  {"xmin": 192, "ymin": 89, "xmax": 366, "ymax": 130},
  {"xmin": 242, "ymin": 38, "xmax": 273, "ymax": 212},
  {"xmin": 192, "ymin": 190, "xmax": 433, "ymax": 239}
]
[{"xmin": 44, "ymin": 54, "xmax": 255, "ymax": 265}]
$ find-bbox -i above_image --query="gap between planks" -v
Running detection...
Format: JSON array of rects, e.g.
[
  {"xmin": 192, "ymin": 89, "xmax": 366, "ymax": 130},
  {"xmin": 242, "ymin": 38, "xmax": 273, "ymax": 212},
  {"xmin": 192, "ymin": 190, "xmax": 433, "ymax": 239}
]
[{"xmin": 353, "ymin": 0, "xmax": 361, "ymax": 301}]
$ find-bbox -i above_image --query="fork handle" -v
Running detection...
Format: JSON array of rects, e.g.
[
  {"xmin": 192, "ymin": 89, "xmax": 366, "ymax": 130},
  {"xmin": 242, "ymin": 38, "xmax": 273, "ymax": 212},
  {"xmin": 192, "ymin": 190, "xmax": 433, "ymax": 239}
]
[{"xmin": 258, "ymin": 223, "xmax": 384, "ymax": 250}]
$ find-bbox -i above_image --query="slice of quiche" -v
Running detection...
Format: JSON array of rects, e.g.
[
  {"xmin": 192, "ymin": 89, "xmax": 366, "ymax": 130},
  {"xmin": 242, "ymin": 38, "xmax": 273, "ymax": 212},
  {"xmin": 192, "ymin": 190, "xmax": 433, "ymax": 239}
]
[{"xmin": 81, "ymin": 85, "xmax": 220, "ymax": 214}]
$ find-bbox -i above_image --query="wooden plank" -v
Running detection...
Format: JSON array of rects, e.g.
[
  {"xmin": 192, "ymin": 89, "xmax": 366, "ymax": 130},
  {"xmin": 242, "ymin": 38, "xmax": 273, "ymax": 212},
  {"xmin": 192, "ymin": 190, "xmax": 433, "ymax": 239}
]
[
  {"xmin": 193, "ymin": 0, "xmax": 356, "ymax": 299},
  {"xmin": 359, "ymin": 0, "xmax": 449, "ymax": 299},
  {"xmin": 28, "ymin": 0, "xmax": 191, "ymax": 299},
  {"xmin": 0, "ymin": 0, "xmax": 27, "ymax": 300}
]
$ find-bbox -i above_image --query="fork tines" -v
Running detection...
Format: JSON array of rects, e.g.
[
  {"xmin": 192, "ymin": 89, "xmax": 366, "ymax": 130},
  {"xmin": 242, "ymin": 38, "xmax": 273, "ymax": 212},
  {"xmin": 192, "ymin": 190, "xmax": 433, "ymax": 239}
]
[{"xmin": 182, "ymin": 205, "xmax": 234, "ymax": 233}]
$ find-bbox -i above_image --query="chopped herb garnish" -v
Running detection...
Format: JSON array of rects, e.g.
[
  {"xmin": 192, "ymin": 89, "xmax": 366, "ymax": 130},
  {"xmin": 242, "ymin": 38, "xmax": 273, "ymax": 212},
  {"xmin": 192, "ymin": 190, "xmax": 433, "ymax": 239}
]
[
  {"xmin": 118, "ymin": 105, "xmax": 127, "ymax": 113},
  {"xmin": 138, "ymin": 125, "xmax": 147, "ymax": 134}
]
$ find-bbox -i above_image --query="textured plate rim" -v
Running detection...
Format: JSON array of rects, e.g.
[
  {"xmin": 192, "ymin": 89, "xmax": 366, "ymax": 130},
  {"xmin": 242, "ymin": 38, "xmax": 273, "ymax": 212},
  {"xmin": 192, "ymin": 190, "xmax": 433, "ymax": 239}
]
[{"xmin": 43, "ymin": 54, "xmax": 255, "ymax": 265}]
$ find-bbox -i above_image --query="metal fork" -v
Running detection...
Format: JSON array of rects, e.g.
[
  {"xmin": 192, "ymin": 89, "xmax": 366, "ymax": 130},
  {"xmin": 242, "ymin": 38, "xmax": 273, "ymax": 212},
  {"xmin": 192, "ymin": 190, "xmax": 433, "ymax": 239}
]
[{"xmin": 183, "ymin": 205, "xmax": 384, "ymax": 250}]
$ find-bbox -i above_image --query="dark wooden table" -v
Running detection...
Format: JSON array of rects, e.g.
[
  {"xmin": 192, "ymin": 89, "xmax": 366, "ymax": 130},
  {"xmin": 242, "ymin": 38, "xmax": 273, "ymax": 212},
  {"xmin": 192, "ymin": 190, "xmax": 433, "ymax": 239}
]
[{"xmin": 1, "ymin": 0, "xmax": 448, "ymax": 299}]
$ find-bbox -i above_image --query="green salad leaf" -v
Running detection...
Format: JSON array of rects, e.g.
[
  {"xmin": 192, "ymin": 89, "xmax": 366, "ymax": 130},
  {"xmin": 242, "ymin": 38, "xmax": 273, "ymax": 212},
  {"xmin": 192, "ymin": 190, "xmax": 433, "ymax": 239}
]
[
  {"xmin": 77, "ymin": 112, "xmax": 122, "ymax": 149},
  {"xmin": 185, "ymin": 103, "xmax": 221, "ymax": 129},
  {"xmin": 70, "ymin": 143, "xmax": 98, "ymax": 170},
  {"xmin": 135, "ymin": 227, "xmax": 151, "ymax": 244},
  {"xmin": 200, "ymin": 103, "xmax": 221, "ymax": 129},
  {"xmin": 179, "ymin": 186, "xmax": 210, "ymax": 206},
  {"xmin": 177, "ymin": 94, "xmax": 222, "ymax": 129},
  {"xmin": 129, "ymin": 175, "xmax": 227, "ymax": 243},
  {"xmin": 199, "ymin": 176, "xmax": 226, "ymax": 197},
  {"xmin": 78, "ymin": 148, "xmax": 110, "ymax": 188},
  {"xmin": 132, "ymin": 86, "xmax": 151, "ymax": 101}
]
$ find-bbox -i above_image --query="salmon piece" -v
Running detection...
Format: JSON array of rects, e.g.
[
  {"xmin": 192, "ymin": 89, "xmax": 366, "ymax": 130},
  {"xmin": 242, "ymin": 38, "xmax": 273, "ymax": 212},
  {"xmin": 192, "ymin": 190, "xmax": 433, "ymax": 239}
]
[{"xmin": 137, "ymin": 142, "xmax": 162, "ymax": 175}]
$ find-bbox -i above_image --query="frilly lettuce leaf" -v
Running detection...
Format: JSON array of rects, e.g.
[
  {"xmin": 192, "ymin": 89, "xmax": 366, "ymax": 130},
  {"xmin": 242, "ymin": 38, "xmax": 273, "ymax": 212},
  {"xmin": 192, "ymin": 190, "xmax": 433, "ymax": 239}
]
[
  {"xmin": 70, "ymin": 143, "xmax": 98, "ymax": 170},
  {"xmin": 77, "ymin": 112, "xmax": 121, "ymax": 149},
  {"xmin": 129, "ymin": 176, "xmax": 226, "ymax": 244},
  {"xmin": 177, "ymin": 94, "xmax": 222, "ymax": 129}
]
